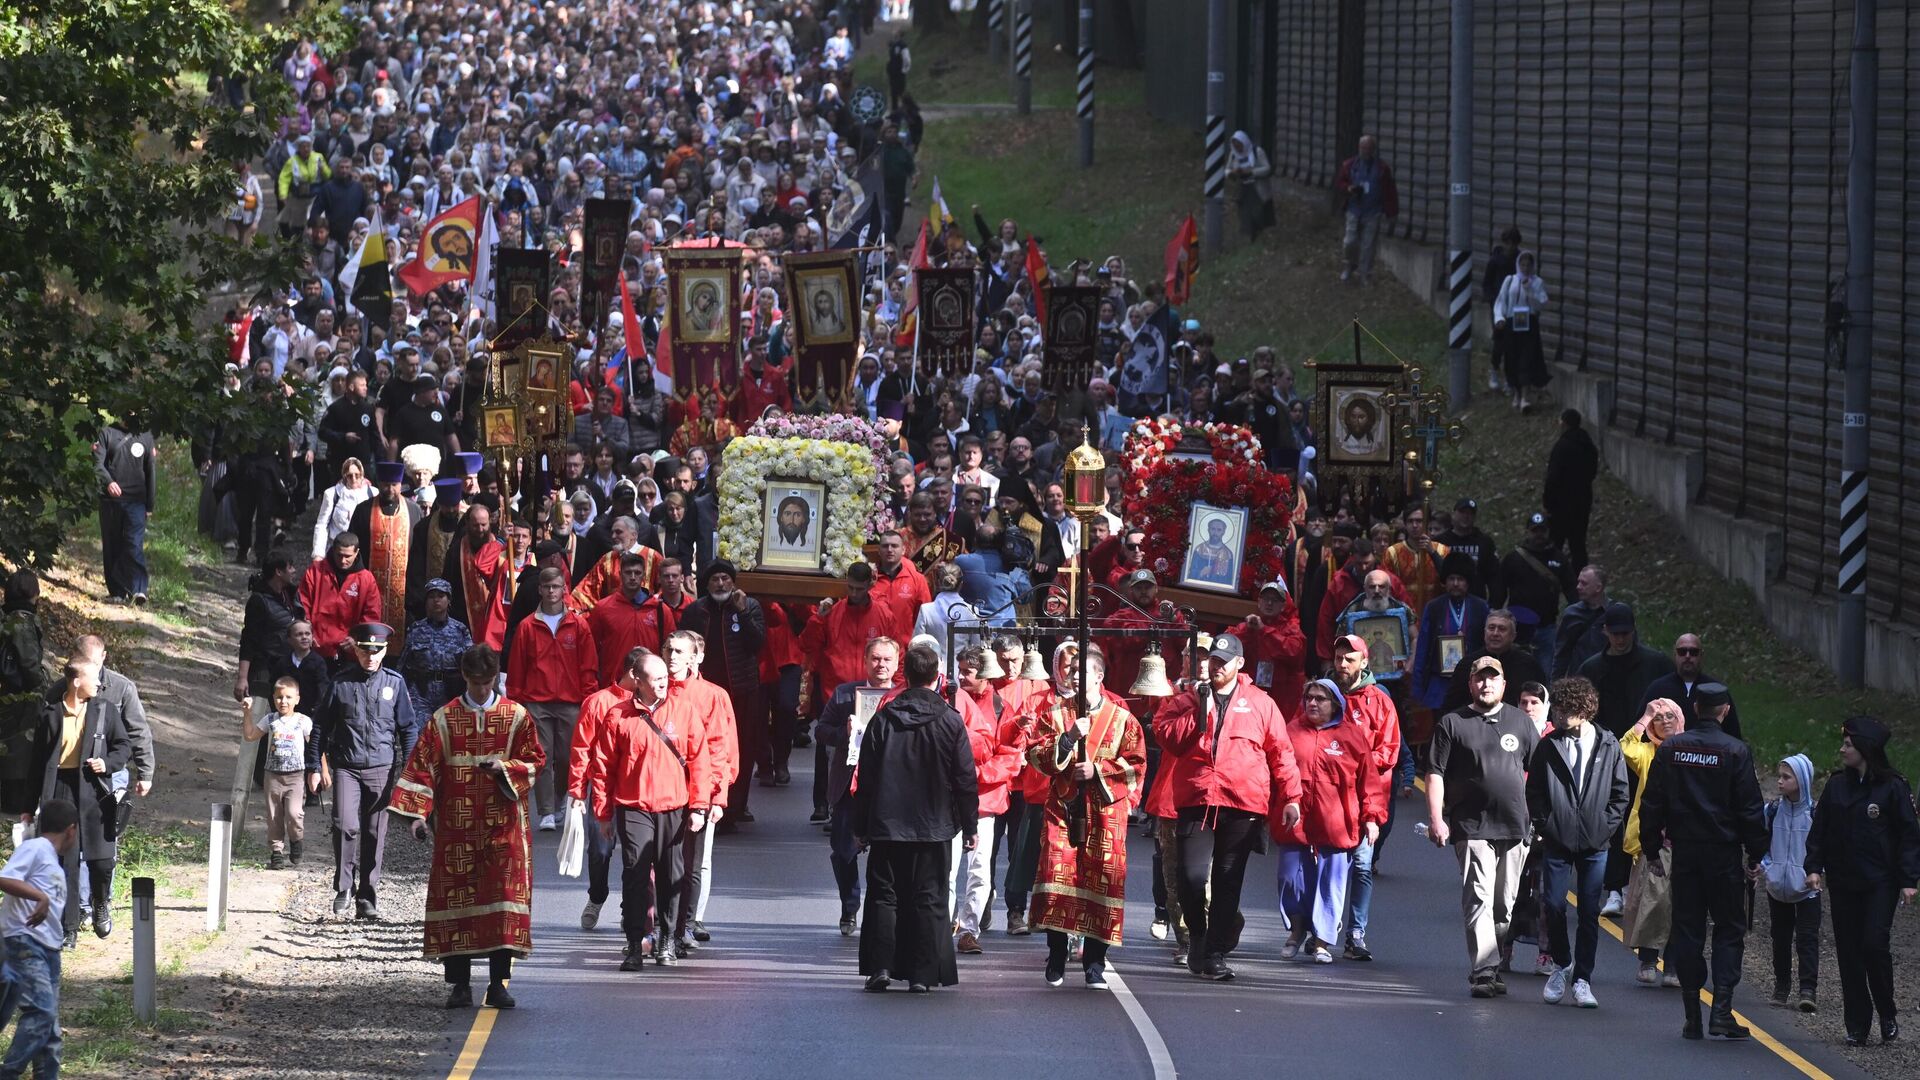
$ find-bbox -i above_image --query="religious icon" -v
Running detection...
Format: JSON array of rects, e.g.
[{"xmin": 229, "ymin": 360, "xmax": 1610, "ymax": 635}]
[
  {"xmin": 497, "ymin": 358, "xmax": 526, "ymax": 398},
  {"xmin": 1329, "ymin": 386, "xmax": 1391, "ymax": 464},
  {"xmin": 1438, "ymin": 634, "xmax": 1466, "ymax": 676},
  {"xmin": 1178, "ymin": 502, "xmax": 1248, "ymax": 594},
  {"xmin": 506, "ymin": 281, "xmax": 537, "ymax": 319},
  {"xmin": 797, "ymin": 269, "xmax": 853, "ymax": 343},
  {"xmin": 1341, "ymin": 609, "xmax": 1411, "ymax": 682},
  {"xmin": 428, "ymin": 221, "xmax": 474, "ymax": 273},
  {"xmin": 482, "ymin": 405, "xmax": 523, "ymax": 450},
  {"xmin": 847, "ymin": 686, "xmax": 890, "ymax": 768},
  {"xmin": 523, "ymin": 342, "xmax": 567, "ymax": 391},
  {"xmin": 679, "ymin": 271, "xmax": 731, "ymax": 342},
  {"xmin": 759, "ymin": 480, "xmax": 826, "ymax": 572}
]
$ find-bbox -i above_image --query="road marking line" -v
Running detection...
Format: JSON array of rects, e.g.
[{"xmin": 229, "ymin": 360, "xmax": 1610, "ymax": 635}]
[
  {"xmin": 1105, "ymin": 966, "xmax": 1177, "ymax": 1080},
  {"xmin": 1414, "ymin": 776, "xmax": 1830, "ymax": 1079},
  {"xmin": 446, "ymin": 1006, "xmax": 498, "ymax": 1080}
]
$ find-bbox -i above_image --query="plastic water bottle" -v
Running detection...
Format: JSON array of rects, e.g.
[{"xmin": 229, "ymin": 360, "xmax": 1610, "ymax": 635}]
[{"xmin": 1413, "ymin": 822, "xmax": 1430, "ymax": 839}]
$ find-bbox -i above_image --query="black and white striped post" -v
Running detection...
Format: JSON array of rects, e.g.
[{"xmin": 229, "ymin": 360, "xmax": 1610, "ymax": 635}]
[
  {"xmin": 1076, "ymin": 3, "xmax": 1094, "ymax": 166},
  {"xmin": 1014, "ymin": 0, "xmax": 1033, "ymax": 116},
  {"xmin": 988, "ymin": 0, "xmax": 1005, "ymax": 65},
  {"xmin": 1838, "ymin": 0, "xmax": 1876, "ymax": 687},
  {"xmin": 1445, "ymin": 0, "xmax": 1474, "ymax": 412},
  {"xmin": 1202, "ymin": 0, "xmax": 1227, "ymax": 254}
]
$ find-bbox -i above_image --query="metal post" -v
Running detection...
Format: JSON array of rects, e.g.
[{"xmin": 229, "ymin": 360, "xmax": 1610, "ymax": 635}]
[
  {"xmin": 1203, "ymin": 0, "xmax": 1228, "ymax": 255},
  {"xmin": 1014, "ymin": 0, "xmax": 1033, "ymax": 116},
  {"xmin": 989, "ymin": 0, "xmax": 1005, "ymax": 65},
  {"xmin": 1077, "ymin": 3, "xmax": 1095, "ymax": 167},
  {"xmin": 1445, "ymin": 0, "xmax": 1474, "ymax": 413},
  {"xmin": 132, "ymin": 877, "xmax": 156, "ymax": 1022},
  {"xmin": 206, "ymin": 802, "xmax": 232, "ymax": 932},
  {"xmin": 1838, "ymin": 0, "xmax": 1876, "ymax": 687}
]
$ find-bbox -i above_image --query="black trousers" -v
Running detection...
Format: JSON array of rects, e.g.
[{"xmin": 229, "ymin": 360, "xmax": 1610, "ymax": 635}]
[
  {"xmin": 443, "ymin": 950, "xmax": 513, "ymax": 985},
  {"xmin": 1668, "ymin": 846, "xmax": 1749, "ymax": 994},
  {"xmin": 762, "ymin": 667, "xmax": 800, "ymax": 775},
  {"xmin": 617, "ymin": 806, "xmax": 686, "ymax": 949},
  {"xmin": 726, "ymin": 690, "xmax": 767, "ymax": 814},
  {"xmin": 813, "ymin": 740, "xmax": 830, "ymax": 812},
  {"xmin": 1768, "ymin": 894, "xmax": 1822, "ymax": 993},
  {"xmin": 1173, "ymin": 806, "xmax": 1265, "ymax": 958},
  {"xmin": 1830, "ymin": 884, "xmax": 1899, "ymax": 1036},
  {"xmin": 859, "ymin": 840, "xmax": 957, "ymax": 986},
  {"xmin": 1550, "ymin": 506, "xmax": 1591, "ymax": 574},
  {"xmin": 231, "ymin": 473, "xmax": 277, "ymax": 563},
  {"xmin": 1048, "ymin": 930, "xmax": 1110, "ymax": 975}
]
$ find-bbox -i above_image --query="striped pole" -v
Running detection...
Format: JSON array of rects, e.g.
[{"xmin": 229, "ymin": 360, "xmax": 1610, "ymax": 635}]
[
  {"xmin": 1837, "ymin": 0, "xmax": 1876, "ymax": 686},
  {"xmin": 989, "ymin": 0, "xmax": 1005, "ymax": 65},
  {"xmin": 1202, "ymin": 0, "xmax": 1227, "ymax": 254},
  {"xmin": 1015, "ymin": 1, "xmax": 1033, "ymax": 116},
  {"xmin": 1077, "ymin": 4, "xmax": 1094, "ymax": 166},
  {"xmin": 1444, "ymin": 0, "xmax": 1474, "ymax": 411}
]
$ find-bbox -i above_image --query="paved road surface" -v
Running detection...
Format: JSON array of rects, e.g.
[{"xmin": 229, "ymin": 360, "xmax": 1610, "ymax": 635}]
[{"xmin": 430, "ymin": 755, "xmax": 1866, "ymax": 1080}]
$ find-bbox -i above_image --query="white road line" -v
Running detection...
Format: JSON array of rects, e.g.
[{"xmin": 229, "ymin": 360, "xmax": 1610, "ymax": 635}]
[{"xmin": 1105, "ymin": 965, "xmax": 1177, "ymax": 1080}]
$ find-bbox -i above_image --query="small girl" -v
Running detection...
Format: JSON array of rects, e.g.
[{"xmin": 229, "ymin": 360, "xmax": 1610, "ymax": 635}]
[
  {"xmin": 1757, "ymin": 754, "xmax": 1820, "ymax": 1012},
  {"xmin": 244, "ymin": 676, "xmax": 312, "ymax": 870}
]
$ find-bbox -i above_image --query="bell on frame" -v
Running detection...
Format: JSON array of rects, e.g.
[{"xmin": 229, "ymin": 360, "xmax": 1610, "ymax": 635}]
[
  {"xmin": 1017, "ymin": 642, "xmax": 1051, "ymax": 681},
  {"xmin": 1130, "ymin": 641, "xmax": 1176, "ymax": 698},
  {"xmin": 976, "ymin": 647, "xmax": 1007, "ymax": 681}
]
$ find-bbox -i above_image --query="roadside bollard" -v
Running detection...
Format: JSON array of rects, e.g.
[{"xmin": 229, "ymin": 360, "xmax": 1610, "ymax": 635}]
[
  {"xmin": 207, "ymin": 803, "xmax": 232, "ymax": 932},
  {"xmin": 133, "ymin": 876, "xmax": 156, "ymax": 1021}
]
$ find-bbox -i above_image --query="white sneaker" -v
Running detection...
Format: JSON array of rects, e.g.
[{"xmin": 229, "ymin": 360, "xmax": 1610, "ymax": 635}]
[
  {"xmin": 1311, "ymin": 945, "xmax": 1334, "ymax": 965},
  {"xmin": 1543, "ymin": 966, "xmax": 1568, "ymax": 1004},
  {"xmin": 1534, "ymin": 952, "xmax": 1556, "ymax": 977},
  {"xmin": 1600, "ymin": 890, "xmax": 1624, "ymax": 917},
  {"xmin": 1150, "ymin": 919, "xmax": 1170, "ymax": 941},
  {"xmin": 1572, "ymin": 979, "xmax": 1598, "ymax": 1008},
  {"xmin": 581, "ymin": 901, "xmax": 602, "ymax": 930},
  {"xmin": 1488, "ymin": 369, "xmax": 1501, "ymax": 391},
  {"xmin": 1636, "ymin": 962, "xmax": 1660, "ymax": 986},
  {"xmin": 539, "ymin": 814, "xmax": 558, "ymax": 832}
]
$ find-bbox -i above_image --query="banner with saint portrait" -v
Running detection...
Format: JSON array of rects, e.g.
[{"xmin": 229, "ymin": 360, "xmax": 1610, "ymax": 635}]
[
  {"xmin": 579, "ymin": 198, "xmax": 630, "ymax": 334},
  {"xmin": 914, "ymin": 266, "xmax": 976, "ymax": 376},
  {"xmin": 396, "ymin": 196, "xmax": 481, "ymax": 298},
  {"xmin": 782, "ymin": 250, "xmax": 861, "ymax": 400},
  {"xmin": 1310, "ymin": 362, "xmax": 1406, "ymax": 492},
  {"xmin": 1042, "ymin": 285, "xmax": 1101, "ymax": 390},
  {"xmin": 492, "ymin": 248, "xmax": 552, "ymax": 351},
  {"xmin": 665, "ymin": 248, "xmax": 743, "ymax": 390}
]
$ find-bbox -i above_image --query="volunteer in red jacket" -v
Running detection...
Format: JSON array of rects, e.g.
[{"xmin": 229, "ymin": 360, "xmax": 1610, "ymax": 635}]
[
  {"xmin": 758, "ymin": 599, "xmax": 805, "ymax": 788},
  {"xmin": 300, "ymin": 531, "xmax": 383, "ymax": 659},
  {"xmin": 1329, "ymin": 632, "xmax": 1405, "ymax": 962},
  {"xmin": 507, "ymin": 566, "xmax": 599, "ymax": 833},
  {"xmin": 568, "ymin": 648, "xmax": 640, "ymax": 934},
  {"xmin": 801, "ymin": 563, "xmax": 912, "ymax": 695},
  {"xmin": 589, "ymin": 650, "xmax": 712, "ymax": 971},
  {"xmin": 872, "ymin": 530, "xmax": 932, "ymax": 614},
  {"xmin": 587, "ymin": 552, "xmax": 676, "ymax": 686},
  {"xmin": 1154, "ymin": 633, "xmax": 1303, "ymax": 982},
  {"xmin": 1276, "ymin": 678, "xmax": 1386, "ymax": 964},
  {"xmin": 1228, "ymin": 579, "xmax": 1307, "ymax": 708},
  {"xmin": 952, "ymin": 643, "xmax": 1024, "ymax": 954},
  {"xmin": 667, "ymin": 629, "xmax": 736, "ymax": 952},
  {"xmin": 1102, "ymin": 570, "xmax": 1188, "ymax": 719}
]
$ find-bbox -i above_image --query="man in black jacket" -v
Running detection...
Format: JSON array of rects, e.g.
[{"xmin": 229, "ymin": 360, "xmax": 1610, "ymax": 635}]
[
  {"xmin": 851, "ymin": 643, "xmax": 978, "ymax": 993},
  {"xmin": 1495, "ymin": 513, "xmax": 1575, "ymax": 661},
  {"xmin": 1526, "ymin": 677, "xmax": 1628, "ymax": 1009},
  {"xmin": 815, "ymin": 637, "xmax": 905, "ymax": 935},
  {"xmin": 94, "ymin": 421, "xmax": 157, "ymax": 606},
  {"xmin": 676, "ymin": 561, "xmax": 766, "ymax": 821},
  {"xmin": 1577, "ymin": 601, "xmax": 1668, "ymax": 912},
  {"xmin": 1543, "ymin": 409, "xmax": 1599, "ymax": 570},
  {"xmin": 1640, "ymin": 632, "xmax": 1743, "ymax": 740}
]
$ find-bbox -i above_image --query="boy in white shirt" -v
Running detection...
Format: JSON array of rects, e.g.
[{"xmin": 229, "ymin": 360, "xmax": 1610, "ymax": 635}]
[
  {"xmin": 0, "ymin": 797, "xmax": 80, "ymax": 1080},
  {"xmin": 244, "ymin": 677, "xmax": 313, "ymax": 870}
]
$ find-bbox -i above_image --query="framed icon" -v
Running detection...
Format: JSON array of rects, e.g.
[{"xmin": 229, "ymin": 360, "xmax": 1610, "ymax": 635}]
[
  {"xmin": 1438, "ymin": 633, "xmax": 1466, "ymax": 676},
  {"xmin": 760, "ymin": 479, "xmax": 827, "ymax": 572},
  {"xmin": 482, "ymin": 405, "xmax": 523, "ymax": 451},
  {"xmin": 794, "ymin": 266, "xmax": 855, "ymax": 345},
  {"xmin": 1178, "ymin": 502, "xmax": 1249, "ymax": 594},
  {"xmin": 523, "ymin": 387, "xmax": 563, "ymax": 438},
  {"xmin": 523, "ymin": 342, "xmax": 568, "ymax": 391},
  {"xmin": 677, "ymin": 270, "xmax": 732, "ymax": 343},
  {"xmin": 1310, "ymin": 363, "xmax": 1407, "ymax": 483},
  {"xmin": 847, "ymin": 686, "xmax": 890, "ymax": 767},
  {"xmin": 1340, "ymin": 609, "xmax": 1412, "ymax": 682}
]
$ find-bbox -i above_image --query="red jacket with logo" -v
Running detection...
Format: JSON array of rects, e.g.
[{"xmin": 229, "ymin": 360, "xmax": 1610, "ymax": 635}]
[
  {"xmin": 299, "ymin": 560, "xmax": 382, "ymax": 659},
  {"xmin": 800, "ymin": 596, "xmax": 911, "ymax": 692},
  {"xmin": 506, "ymin": 609, "xmax": 599, "ymax": 703},
  {"xmin": 589, "ymin": 692, "xmax": 711, "ymax": 817},
  {"xmin": 1347, "ymin": 681, "xmax": 1403, "ymax": 784},
  {"xmin": 587, "ymin": 590, "xmax": 676, "ymax": 688},
  {"xmin": 1153, "ymin": 673, "xmax": 1303, "ymax": 818},
  {"xmin": 1273, "ymin": 714, "xmax": 1387, "ymax": 848},
  {"xmin": 1228, "ymin": 608, "xmax": 1307, "ymax": 709},
  {"xmin": 960, "ymin": 685, "xmax": 1024, "ymax": 816},
  {"xmin": 569, "ymin": 683, "xmax": 631, "ymax": 801}
]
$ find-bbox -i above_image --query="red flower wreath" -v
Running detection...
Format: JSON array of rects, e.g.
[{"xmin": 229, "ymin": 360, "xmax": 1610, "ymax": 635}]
[{"xmin": 1119, "ymin": 419, "xmax": 1295, "ymax": 596}]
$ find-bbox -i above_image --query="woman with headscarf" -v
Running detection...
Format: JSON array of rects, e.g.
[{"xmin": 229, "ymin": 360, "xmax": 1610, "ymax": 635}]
[
  {"xmin": 1275, "ymin": 678, "xmax": 1382, "ymax": 963},
  {"xmin": 1620, "ymin": 696, "xmax": 1684, "ymax": 987},
  {"xmin": 1227, "ymin": 132, "xmax": 1274, "ymax": 239},
  {"xmin": 1805, "ymin": 716, "xmax": 1920, "ymax": 1046},
  {"xmin": 1492, "ymin": 250, "xmax": 1550, "ymax": 411}
]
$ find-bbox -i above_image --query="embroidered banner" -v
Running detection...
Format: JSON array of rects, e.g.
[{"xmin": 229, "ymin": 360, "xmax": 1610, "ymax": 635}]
[
  {"xmin": 783, "ymin": 249, "xmax": 862, "ymax": 399},
  {"xmin": 665, "ymin": 248, "xmax": 743, "ymax": 390},
  {"xmin": 492, "ymin": 248, "xmax": 551, "ymax": 351},
  {"xmin": 915, "ymin": 265, "xmax": 976, "ymax": 377}
]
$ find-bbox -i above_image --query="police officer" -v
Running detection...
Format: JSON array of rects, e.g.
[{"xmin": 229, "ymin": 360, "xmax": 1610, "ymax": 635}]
[
  {"xmin": 1804, "ymin": 715, "xmax": 1920, "ymax": 1046},
  {"xmin": 1638, "ymin": 682, "xmax": 1766, "ymax": 1040},
  {"xmin": 309, "ymin": 622, "xmax": 420, "ymax": 920}
]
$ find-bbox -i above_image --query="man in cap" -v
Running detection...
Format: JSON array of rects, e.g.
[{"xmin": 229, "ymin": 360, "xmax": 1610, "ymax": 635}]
[
  {"xmin": 299, "ymin": 532, "xmax": 383, "ymax": 660},
  {"xmin": 1492, "ymin": 512, "xmax": 1575, "ymax": 662},
  {"xmin": 310, "ymin": 622, "xmax": 420, "ymax": 919},
  {"xmin": 349, "ymin": 461, "xmax": 423, "ymax": 649},
  {"xmin": 1426, "ymin": 654, "xmax": 1540, "ymax": 997},
  {"xmin": 1411, "ymin": 551, "xmax": 1490, "ymax": 712},
  {"xmin": 1227, "ymin": 578, "xmax": 1307, "ymax": 707},
  {"xmin": 409, "ymin": 477, "xmax": 468, "ymax": 614},
  {"xmin": 385, "ymin": 373, "xmax": 458, "ymax": 462},
  {"xmin": 1638, "ymin": 682, "xmax": 1767, "ymax": 1039},
  {"xmin": 452, "ymin": 451, "xmax": 486, "ymax": 497},
  {"xmin": 1153, "ymin": 633, "xmax": 1302, "ymax": 981},
  {"xmin": 1100, "ymin": 569, "xmax": 1188, "ymax": 719},
  {"xmin": 1435, "ymin": 498, "xmax": 1501, "ymax": 600},
  {"xmin": 398, "ymin": 578, "xmax": 472, "ymax": 718},
  {"xmin": 1577, "ymin": 600, "xmax": 1669, "ymax": 914}
]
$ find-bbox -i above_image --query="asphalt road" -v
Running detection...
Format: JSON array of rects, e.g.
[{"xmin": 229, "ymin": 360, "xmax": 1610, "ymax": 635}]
[{"xmin": 432, "ymin": 756, "xmax": 1868, "ymax": 1080}]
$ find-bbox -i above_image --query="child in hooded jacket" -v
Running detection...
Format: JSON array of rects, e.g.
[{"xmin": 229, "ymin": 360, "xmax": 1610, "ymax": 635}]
[{"xmin": 1756, "ymin": 753, "xmax": 1820, "ymax": 1012}]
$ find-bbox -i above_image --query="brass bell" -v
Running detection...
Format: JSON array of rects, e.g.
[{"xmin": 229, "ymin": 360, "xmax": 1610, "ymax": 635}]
[
  {"xmin": 976, "ymin": 647, "xmax": 1007, "ymax": 680},
  {"xmin": 1017, "ymin": 642, "xmax": 1051, "ymax": 681},
  {"xmin": 1130, "ymin": 641, "xmax": 1176, "ymax": 698}
]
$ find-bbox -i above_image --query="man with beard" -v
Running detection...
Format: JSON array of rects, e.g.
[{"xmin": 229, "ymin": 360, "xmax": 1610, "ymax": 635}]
[
  {"xmin": 408, "ymin": 478, "xmax": 467, "ymax": 617},
  {"xmin": 442, "ymin": 504, "xmax": 510, "ymax": 650},
  {"xmin": 349, "ymin": 462, "xmax": 423, "ymax": 648},
  {"xmin": 1443, "ymin": 609, "xmax": 1547, "ymax": 712},
  {"xmin": 572, "ymin": 516, "xmax": 662, "ymax": 612},
  {"xmin": 1316, "ymin": 541, "xmax": 1407, "ymax": 668},
  {"xmin": 1492, "ymin": 512, "xmax": 1575, "ymax": 662},
  {"xmin": 299, "ymin": 532, "xmax": 383, "ymax": 660},
  {"xmin": 902, "ymin": 493, "xmax": 965, "ymax": 577},
  {"xmin": 676, "ymin": 561, "xmax": 767, "ymax": 822},
  {"xmin": 1640, "ymin": 633, "xmax": 1743, "ymax": 738}
]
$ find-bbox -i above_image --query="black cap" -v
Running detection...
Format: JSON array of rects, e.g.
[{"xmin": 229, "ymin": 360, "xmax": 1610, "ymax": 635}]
[
  {"xmin": 1527, "ymin": 511, "xmax": 1548, "ymax": 528},
  {"xmin": 1842, "ymin": 715, "xmax": 1891, "ymax": 754},
  {"xmin": 1602, "ymin": 601, "xmax": 1636, "ymax": 632},
  {"xmin": 1209, "ymin": 633, "xmax": 1244, "ymax": 663},
  {"xmin": 1455, "ymin": 497, "xmax": 1477, "ymax": 512},
  {"xmin": 1441, "ymin": 551, "xmax": 1476, "ymax": 583},
  {"xmin": 414, "ymin": 373, "xmax": 438, "ymax": 390},
  {"xmin": 1692, "ymin": 682, "xmax": 1731, "ymax": 711}
]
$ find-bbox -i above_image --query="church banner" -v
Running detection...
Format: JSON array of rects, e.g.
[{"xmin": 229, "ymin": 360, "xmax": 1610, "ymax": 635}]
[
  {"xmin": 579, "ymin": 198, "xmax": 629, "ymax": 334},
  {"xmin": 914, "ymin": 265, "xmax": 976, "ymax": 377},
  {"xmin": 783, "ymin": 249, "xmax": 861, "ymax": 399},
  {"xmin": 1042, "ymin": 285, "xmax": 1101, "ymax": 390},
  {"xmin": 492, "ymin": 248, "xmax": 551, "ymax": 351},
  {"xmin": 665, "ymin": 248, "xmax": 743, "ymax": 390}
]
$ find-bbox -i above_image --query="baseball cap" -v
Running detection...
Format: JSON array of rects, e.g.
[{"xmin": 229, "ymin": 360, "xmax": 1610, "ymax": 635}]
[
  {"xmin": 1455, "ymin": 498, "xmax": 1477, "ymax": 513},
  {"xmin": 1527, "ymin": 512, "xmax": 1548, "ymax": 528},
  {"xmin": 1331, "ymin": 633, "xmax": 1368, "ymax": 658},
  {"xmin": 1209, "ymin": 634, "xmax": 1245, "ymax": 663},
  {"xmin": 1259, "ymin": 578, "xmax": 1289, "ymax": 597},
  {"xmin": 1123, "ymin": 569, "xmax": 1157, "ymax": 589},
  {"xmin": 1469, "ymin": 655, "xmax": 1504, "ymax": 677},
  {"xmin": 1603, "ymin": 601, "xmax": 1636, "ymax": 632},
  {"xmin": 423, "ymin": 578, "xmax": 453, "ymax": 596}
]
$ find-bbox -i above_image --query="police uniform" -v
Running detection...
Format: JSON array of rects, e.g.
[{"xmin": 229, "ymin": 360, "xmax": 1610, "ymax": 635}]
[
  {"xmin": 1637, "ymin": 683, "xmax": 1766, "ymax": 1038},
  {"xmin": 309, "ymin": 622, "xmax": 421, "ymax": 918},
  {"xmin": 1804, "ymin": 715, "xmax": 1920, "ymax": 1044}
]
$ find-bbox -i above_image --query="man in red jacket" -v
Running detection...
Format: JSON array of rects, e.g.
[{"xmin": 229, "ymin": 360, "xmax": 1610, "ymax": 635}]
[
  {"xmin": 800, "ymin": 563, "xmax": 911, "ymax": 695},
  {"xmin": 1328, "ymin": 632, "xmax": 1406, "ymax": 962},
  {"xmin": 568, "ymin": 649, "xmax": 638, "ymax": 935},
  {"xmin": 1102, "ymin": 569, "xmax": 1187, "ymax": 717},
  {"xmin": 588, "ymin": 553, "xmax": 677, "ymax": 686},
  {"xmin": 667, "ymin": 629, "xmax": 736, "ymax": 952},
  {"xmin": 1228, "ymin": 579, "xmax": 1307, "ymax": 707},
  {"xmin": 1153, "ymin": 633, "xmax": 1303, "ymax": 982},
  {"xmin": 589, "ymin": 650, "xmax": 711, "ymax": 971},
  {"xmin": 952, "ymin": 644, "xmax": 1025, "ymax": 954},
  {"xmin": 871, "ymin": 531, "xmax": 932, "ymax": 615},
  {"xmin": 300, "ymin": 531, "xmax": 383, "ymax": 659},
  {"xmin": 508, "ymin": 567, "xmax": 600, "ymax": 832}
]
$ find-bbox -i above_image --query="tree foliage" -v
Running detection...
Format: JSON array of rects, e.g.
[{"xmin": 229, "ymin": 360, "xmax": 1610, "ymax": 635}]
[{"xmin": 0, "ymin": 0, "xmax": 350, "ymax": 568}]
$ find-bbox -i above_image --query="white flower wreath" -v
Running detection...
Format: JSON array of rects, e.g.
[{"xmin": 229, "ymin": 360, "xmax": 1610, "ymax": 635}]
[{"xmin": 715, "ymin": 435, "xmax": 880, "ymax": 575}]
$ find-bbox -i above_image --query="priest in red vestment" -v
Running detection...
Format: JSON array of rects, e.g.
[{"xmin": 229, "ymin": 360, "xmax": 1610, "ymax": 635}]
[
  {"xmin": 570, "ymin": 515, "xmax": 661, "ymax": 612},
  {"xmin": 349, "ymin": 462, "xmax": 422, "ymax": 650},
  {"xmin": 389, "ymin": 644, "xmax": 544, "ymax": 1009},
  {"xmin": 442, "ymin": 504, "xmax": 512, "ymax": 650}
]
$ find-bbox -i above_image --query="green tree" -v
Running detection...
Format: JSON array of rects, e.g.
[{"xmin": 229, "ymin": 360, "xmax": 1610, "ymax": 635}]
[{"xmin": 0, "ymin": 0, "xmax": 349, "ymax": 568}]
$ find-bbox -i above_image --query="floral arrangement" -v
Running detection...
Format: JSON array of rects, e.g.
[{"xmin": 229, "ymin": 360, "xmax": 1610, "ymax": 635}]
[
  {"xmin": 747, "ymin": 412, "xmax": 895, "ymax": 536},
  {"xmin": 1120, "ymin": 418, "xmax": 1294, "ymax": 596},
  {"xmin": 716, "ymin": 436, "xmax": 880, "ymax": 575}
]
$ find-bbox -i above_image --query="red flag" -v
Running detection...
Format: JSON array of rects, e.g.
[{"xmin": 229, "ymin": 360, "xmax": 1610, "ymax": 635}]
[
  {"xmin": 892, "ymin": 220, "xmax": 930, "ymax": 348},
  {"xmin": 1024, "ymin": 236, "xmax": 1050, "ymax": 326},
  {"xmin": 1163, "ymin": 214, "xmax": 1200, "ymax": 306},
  {"xmin": 396, "ymin": 196, "xmax": 481, "ymax": 297}
]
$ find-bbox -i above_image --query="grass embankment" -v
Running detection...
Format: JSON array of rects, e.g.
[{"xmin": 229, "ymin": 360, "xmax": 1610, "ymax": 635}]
[{"xmin": 904, "ymin": 35, "xmax": 1920, "ymax": 778}]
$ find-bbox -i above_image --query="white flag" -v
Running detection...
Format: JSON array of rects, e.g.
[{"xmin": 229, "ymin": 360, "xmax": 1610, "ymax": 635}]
[{"xmin": 467, "ymin": 204, "xmax": 500, "ymax": 325}]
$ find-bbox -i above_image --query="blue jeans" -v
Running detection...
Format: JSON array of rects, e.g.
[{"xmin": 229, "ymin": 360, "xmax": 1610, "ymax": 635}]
[
  {"xmin": 1542, "ymin": 848, "xmax": 1608, "ymax": 981},
  {"xmin": 829, "ymin": 796, "xmax": 862, "ymax": 919},
  {"xmin": 1278, "ymin": 845, "xmax": 1355, "ymax": 945},
  {"xmin": 100, "ymin": 498, "xmax": 149, "ymax": 599},
  {"xmin": 1347, "ymin": 837, "xmax": 1376, "ymax": 944},
  {"xmin": 0, "ymin": 935, "xmax": 62, "ymax": 1080}
]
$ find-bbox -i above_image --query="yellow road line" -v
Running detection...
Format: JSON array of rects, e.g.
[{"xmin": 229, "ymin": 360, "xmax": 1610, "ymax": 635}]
[
  {"xmin": 1411, "ymin": 776, "xmax": 1831, "ymax": 1078},
  {"xmin": 446, "ymin": 1006, "xmax": 498, "ymax": 1080}
]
